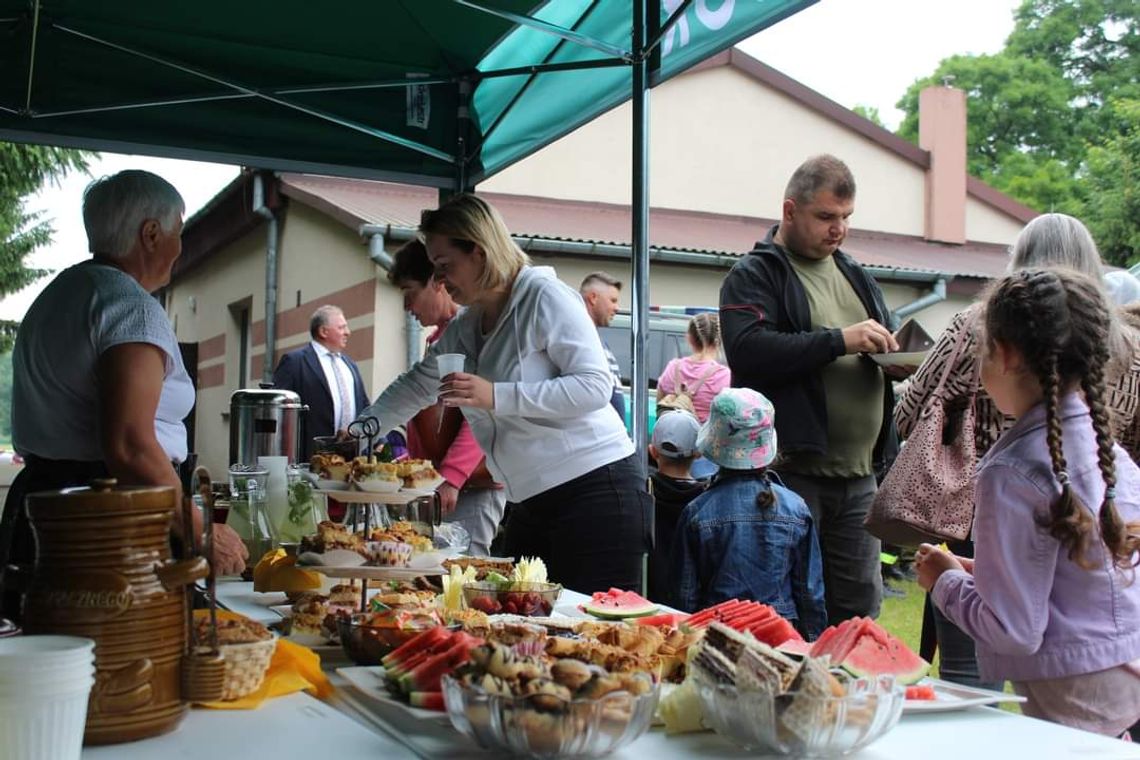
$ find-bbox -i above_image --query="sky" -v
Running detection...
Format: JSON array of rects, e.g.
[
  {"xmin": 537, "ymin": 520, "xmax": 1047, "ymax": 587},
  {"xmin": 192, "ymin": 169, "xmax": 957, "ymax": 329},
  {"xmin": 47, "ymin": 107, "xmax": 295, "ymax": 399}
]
[{"xmin": 0, "ymin": 0, "xmax": 1024, "ymax": 321}]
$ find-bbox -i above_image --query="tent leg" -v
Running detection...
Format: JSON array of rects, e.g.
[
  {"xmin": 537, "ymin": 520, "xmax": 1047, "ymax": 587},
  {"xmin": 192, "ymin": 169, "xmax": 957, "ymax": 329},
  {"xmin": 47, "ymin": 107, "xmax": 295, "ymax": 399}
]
[
  {"xmin": 632, "ymin": 0, "xmax": 652, "ymax": 600},
  {"xmin": 630, "ymin": 0, "xmax": 650, "ymax": 463}
]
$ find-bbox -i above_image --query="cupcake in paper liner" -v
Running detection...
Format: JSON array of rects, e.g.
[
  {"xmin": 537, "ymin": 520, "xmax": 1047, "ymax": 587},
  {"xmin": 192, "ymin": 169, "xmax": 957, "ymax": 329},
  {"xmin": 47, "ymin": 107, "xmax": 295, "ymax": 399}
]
[
  {"xmin": 697, "ymin": 387, "xmax": 777, "ymax": 471},
  {"xmin": 367, "ymin": 540, "xmax": 413, "ymax": 567}
]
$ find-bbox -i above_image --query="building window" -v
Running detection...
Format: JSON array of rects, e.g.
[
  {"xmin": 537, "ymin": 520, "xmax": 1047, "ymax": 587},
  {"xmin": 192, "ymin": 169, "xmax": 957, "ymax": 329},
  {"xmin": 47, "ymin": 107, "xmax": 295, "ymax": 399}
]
[{"xmin": 229, "ymin": 297, "xmax": 253, "ymax": 390}]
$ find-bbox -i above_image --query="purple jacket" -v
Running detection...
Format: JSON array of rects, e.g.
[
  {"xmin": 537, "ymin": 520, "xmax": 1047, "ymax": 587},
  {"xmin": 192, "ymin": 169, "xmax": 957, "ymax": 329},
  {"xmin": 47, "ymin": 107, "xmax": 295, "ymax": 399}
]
[{"xmin": 933, "ymin": 392, "xmax": 1140, "ymax": 682}]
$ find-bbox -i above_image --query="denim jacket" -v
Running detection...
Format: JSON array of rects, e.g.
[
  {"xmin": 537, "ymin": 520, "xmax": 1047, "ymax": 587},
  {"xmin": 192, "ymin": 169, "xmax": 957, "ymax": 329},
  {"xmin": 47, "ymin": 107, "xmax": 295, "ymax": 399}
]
[{"xmin": 669, "ymin": 471, "xmax": 827, "ymax": 639}]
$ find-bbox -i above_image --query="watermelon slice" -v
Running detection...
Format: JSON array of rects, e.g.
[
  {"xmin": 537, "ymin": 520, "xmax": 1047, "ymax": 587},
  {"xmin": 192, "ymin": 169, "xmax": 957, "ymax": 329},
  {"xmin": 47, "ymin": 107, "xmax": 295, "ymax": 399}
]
[
  {"xmin": 382, "ymin": 626, "xmax": 452, "ymax": 669},
  {"xmin": 581, "ymin": 588, "xmax": 658, "ymax": 619},
  {"xmin": 811, "ymin": 618, "xmax": 930, "ymax": 685},
  {"xmin": 776, "ymin": 639, "xmax": 813, "ymax": 656},
  {"xmin": 634, "ymin": 612, "xmax": 690, "ymax": 627},
  {"xmin": 747, "ymin": 615, "xmax": 801, "ymax": 647},
  {"xmin": 409, "ymin": 691, "xmax": 445, "ymax": 711},
  {"xmin": 398, "ymin": 639, "xmax": 474, "ymax": 693}
]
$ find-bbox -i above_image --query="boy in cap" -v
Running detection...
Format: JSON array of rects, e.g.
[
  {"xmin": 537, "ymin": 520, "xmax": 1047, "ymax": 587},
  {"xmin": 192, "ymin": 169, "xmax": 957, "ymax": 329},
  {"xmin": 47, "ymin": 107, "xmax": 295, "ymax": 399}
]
[
  {"xmin": 670, "ymin": 388, "xmax": 827, "ymax": 639},
  {"xmin": 647, "ymin": 410, "xmax": 708, "ymax": 604}
]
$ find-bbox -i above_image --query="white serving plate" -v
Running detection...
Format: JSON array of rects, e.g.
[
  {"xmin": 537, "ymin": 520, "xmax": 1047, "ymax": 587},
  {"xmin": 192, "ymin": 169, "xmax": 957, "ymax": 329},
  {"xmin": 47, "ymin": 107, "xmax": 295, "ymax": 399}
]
[
  {"xmin": 336, "ymin": 666, "xmax": 451, "ymax": 722},
  {"xmin": 297, "ymin": 549, "xmax": 368, "ymax": 568},
  {"xmin": 316, "ymin": 478, "xmax": 352, "ymax": 491},
  {"xmin": 902, "ymin": 678, "xmax": 1027, "ymax": 714},
  {"xmin": 306, "ymin": 564, "xmax": 446, "ymax": 580},
  {"xmin": 354, "ymin": 479, "xmax": 403, "ymax": 494},
  {"xmin": 867, "ymin": 350, "xmax": 929, "ymax": 367}
]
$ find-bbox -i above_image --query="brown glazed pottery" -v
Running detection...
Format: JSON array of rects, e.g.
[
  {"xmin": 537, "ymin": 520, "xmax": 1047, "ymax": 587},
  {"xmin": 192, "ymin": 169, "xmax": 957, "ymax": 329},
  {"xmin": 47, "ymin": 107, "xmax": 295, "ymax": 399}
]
[{"xmin": 19, "ymin": 479, "xmax": 219, "ymax": 745}]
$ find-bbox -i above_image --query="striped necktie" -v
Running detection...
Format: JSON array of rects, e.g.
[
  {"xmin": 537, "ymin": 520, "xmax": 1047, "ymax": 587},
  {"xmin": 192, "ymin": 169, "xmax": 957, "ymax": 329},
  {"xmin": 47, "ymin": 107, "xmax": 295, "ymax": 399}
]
[{"xmin": 330, "ymin": 353, "xmax": 352, "ymax": 430}]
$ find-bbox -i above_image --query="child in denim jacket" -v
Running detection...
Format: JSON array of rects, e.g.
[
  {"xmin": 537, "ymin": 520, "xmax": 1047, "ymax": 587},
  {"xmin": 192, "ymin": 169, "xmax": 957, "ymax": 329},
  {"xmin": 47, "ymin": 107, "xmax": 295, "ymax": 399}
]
[{"xmin": 670, "ymin": 387, "xmax": 827, "ymax": 640}]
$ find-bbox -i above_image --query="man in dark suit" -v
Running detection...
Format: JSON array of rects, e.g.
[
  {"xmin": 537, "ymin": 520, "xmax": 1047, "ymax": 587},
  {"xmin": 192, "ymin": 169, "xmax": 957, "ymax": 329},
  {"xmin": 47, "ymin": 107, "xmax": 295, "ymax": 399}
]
[{"xmin": 273, "ymin": 305, "xmax": 370, "ymax": 461}]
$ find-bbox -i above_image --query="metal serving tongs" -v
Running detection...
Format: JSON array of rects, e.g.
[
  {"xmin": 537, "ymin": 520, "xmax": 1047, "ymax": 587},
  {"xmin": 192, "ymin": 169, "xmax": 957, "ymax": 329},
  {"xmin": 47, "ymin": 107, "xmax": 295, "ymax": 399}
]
[
  {"xmin": 180, "ymin": 467, "xmax": 225, "ymax": 702},
  {"xmin": 348, "ymin": 416, "xmax": 381, "ymax": 459}
]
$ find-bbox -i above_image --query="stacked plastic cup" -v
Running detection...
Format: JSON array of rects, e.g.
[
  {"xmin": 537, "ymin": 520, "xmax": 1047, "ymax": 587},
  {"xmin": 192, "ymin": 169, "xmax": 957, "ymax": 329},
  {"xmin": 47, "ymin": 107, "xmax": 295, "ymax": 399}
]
[{"xmin": 0, "ymin": 635, "xmax": 96, "ymax": 760}]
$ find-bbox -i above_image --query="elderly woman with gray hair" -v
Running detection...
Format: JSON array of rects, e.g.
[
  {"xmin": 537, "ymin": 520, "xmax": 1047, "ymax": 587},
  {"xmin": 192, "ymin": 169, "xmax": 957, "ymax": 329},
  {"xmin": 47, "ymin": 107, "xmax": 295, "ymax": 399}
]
[
  {"xmin": 0, "ymin": 170, "xmax": 247, "ymax": 621},
  {"xmin": 893, "ymin": 212, "xmax": 1140, "ymax": 692}
]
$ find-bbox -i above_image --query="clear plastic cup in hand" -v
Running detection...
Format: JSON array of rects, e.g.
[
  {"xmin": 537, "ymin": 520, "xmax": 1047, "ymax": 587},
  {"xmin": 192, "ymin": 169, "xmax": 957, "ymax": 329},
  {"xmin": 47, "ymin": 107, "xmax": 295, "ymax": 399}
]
[{"xmin": 436, "ymin": 353, "xmax": 465, "ymax": 379}]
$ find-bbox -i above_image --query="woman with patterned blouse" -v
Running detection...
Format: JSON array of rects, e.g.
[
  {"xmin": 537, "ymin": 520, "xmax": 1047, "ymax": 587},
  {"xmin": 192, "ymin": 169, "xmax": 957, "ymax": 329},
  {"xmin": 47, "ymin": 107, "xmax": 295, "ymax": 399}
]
[{"xmin": 894, "ymin": 213, "xmax": 1140, "ymax": 691}]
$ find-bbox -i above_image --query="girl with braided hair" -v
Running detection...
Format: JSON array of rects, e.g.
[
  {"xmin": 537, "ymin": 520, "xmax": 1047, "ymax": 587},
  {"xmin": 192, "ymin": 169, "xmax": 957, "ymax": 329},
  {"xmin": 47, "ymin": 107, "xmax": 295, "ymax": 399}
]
[{"xmin": 916, "ymin": 267, "xmax": 1140, "ymax": 737}]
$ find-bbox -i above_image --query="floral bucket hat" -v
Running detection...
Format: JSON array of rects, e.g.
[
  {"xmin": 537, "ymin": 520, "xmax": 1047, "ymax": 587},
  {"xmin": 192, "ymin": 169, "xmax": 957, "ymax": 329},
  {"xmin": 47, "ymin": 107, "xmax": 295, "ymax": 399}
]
[{"xmin": 697, "ymin": 387, "xmax": 777, "ymax": 470}]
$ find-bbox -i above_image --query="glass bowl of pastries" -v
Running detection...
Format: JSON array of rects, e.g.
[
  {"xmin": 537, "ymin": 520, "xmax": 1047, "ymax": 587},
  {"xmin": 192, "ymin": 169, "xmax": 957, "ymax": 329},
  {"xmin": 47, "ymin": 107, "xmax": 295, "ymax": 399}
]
[
  {"xmin": 441, "ymin": 641, "xmax": 659, "ymax": 758},
  {"xmin": 690, "ymin": 622, "xmax": 904, "ymax": 757}
]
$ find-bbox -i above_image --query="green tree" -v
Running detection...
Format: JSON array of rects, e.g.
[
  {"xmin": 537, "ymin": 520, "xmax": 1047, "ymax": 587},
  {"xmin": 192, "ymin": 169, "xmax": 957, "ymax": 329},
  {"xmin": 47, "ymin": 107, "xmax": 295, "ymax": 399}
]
[
  {"xmin": 1007, "ymin": 0, "xmax": 1140, "ymax": 139},
  {"xmin": 1083, "ymin": 99, "xmax": 1140, "ymax": 265},
  {"xmin": 893, "ymin": 1, "xmax": 1140, "ymax": 257},
  {"xmin": 852, "ymin": 104, "xmax": 886, "ymax": 128},
  {"xmin": 895, "ymin": 53, "xmax": 1081, "ymax": 208},
  {"xmin": 0, "ymin": 142, "xmax": 92, "ymax": 351}
]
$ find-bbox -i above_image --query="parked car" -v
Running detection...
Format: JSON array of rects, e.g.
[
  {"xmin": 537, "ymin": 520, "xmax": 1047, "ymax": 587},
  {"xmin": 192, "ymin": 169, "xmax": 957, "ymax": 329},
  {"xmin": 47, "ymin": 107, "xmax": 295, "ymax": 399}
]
[{"xmin": 599, "ymin": 308, "xmax": 718, "ymax": 437}]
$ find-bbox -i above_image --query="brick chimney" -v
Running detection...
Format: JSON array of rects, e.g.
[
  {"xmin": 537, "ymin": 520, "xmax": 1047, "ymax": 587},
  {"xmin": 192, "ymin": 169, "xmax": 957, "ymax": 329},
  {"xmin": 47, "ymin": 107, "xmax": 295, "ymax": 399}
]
[{"xmin": 919, "ymin": 84, "xmax": 967, "ymax": 244}]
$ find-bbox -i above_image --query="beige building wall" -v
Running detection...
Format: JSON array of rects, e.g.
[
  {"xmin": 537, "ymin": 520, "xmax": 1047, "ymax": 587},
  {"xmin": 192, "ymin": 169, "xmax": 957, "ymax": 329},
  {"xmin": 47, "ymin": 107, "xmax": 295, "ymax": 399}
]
[
  {"xmin": 481, "ymin": 65, "xmax": 1026, "ymax": 247},
  {"xmin": 167, "ymin": 227, "xmax": 272, "ymax": 476},
  {"xmin": 966, "ymin": 198, "xmax": 1022, "ymax": 249}
]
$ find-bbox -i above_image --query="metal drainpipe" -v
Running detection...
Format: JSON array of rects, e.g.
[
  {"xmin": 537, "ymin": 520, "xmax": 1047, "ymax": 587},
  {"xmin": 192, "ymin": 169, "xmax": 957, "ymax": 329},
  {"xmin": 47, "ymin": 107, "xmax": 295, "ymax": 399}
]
[
  {"xmin": 252, "ymin": 173, "xmax": 278, "ymax": 385},
  {"xmin": 892, "ymin": 277, "xmax": 948, "ymax": 322},
  {"xmin": 379, "ymin": 224, "xmax": 953, "ymax": 320},
  {"xmin": 362, "ymin": 226, "xmax": 421, "ymax": 371}
]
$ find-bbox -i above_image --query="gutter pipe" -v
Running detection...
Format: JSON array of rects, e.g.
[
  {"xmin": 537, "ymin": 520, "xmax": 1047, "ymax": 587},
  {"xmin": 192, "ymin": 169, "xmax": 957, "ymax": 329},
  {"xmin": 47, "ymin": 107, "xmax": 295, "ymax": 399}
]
[
  {"xmin": 252, "ymin": 173, "xmax": 278, "ymax": 385},
  {"xmin": 361, "ymin": 224, "xmax": 421, "ymax": 371},
  {"xmin": 372, "ymin": 223, "xmax": 954, "ymax": 320}
]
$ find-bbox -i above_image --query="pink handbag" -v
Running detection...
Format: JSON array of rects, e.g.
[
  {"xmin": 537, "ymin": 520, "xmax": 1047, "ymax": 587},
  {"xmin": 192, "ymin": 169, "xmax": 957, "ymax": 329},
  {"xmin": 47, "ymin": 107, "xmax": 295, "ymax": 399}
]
[{"xmin": 866, "ymin": 316, "xmax": 979, "ymax": 547}]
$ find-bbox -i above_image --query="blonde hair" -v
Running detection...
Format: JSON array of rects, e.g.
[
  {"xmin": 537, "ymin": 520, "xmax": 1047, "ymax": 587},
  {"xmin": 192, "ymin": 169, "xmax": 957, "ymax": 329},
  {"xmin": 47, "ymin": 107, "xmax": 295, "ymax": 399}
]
[{"xmin": 419, "ymin": 194, "xmax": 529, "ymax": 291}]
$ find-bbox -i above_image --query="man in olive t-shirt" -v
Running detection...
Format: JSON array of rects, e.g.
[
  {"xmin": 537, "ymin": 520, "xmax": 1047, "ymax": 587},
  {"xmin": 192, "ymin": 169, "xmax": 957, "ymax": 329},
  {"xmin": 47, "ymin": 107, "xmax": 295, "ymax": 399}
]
[{"xmin": 719, "ymin": 155, "xmax": 910, "ymax": 623}]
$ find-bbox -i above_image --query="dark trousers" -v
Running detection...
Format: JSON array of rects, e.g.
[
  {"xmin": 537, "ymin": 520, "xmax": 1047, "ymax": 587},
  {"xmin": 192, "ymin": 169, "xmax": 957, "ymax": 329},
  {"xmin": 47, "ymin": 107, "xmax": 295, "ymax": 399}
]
[
  {"xmin": 503, "ymin": 454, "xmax": 652, "ymax": 593},
  {"xmin": 776, "ymin": 471, "xmax": 882, "ymax": 624},
  {"xmin": 0, "ymin": 458, "xmax": 110, "ymax": 622}
]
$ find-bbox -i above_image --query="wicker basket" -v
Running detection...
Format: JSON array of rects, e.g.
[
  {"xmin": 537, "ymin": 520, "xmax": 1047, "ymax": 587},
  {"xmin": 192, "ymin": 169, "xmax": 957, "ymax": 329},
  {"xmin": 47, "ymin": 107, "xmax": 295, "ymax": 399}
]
[{"xmin": 206, "ymin": 637, "xmax": 277, "ymax": 700}]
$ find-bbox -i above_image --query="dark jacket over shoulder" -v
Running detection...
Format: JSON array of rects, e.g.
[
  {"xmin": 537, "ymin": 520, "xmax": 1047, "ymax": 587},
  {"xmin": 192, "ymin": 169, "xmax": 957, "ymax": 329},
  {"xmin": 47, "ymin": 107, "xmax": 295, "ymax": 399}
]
[
  {"xmin": 273, "ymin": 344, "xmax": 369, "ymax": 461},
  {"xmin": 719, "ymin": 226, "xmax": 899, "ymax": 475}
]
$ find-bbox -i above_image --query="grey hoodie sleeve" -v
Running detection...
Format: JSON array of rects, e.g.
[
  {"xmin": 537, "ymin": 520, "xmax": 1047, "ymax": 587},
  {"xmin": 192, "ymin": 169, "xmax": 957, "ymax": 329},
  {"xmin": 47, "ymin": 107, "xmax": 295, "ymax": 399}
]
[
  {"xmin": 355, "ymin": 327, "xmax": 461, "ymax": 434},
  {"xmin": 493, "ymin": 281, "xmax": 613, "ymax": 418}
]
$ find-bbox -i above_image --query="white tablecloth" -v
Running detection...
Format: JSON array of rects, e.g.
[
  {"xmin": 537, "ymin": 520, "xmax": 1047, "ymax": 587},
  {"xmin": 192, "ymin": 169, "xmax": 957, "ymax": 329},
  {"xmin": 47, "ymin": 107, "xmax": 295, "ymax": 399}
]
[{"xmin": 82, "ymin": 580, "xmax": 1137, "ymax": 759}]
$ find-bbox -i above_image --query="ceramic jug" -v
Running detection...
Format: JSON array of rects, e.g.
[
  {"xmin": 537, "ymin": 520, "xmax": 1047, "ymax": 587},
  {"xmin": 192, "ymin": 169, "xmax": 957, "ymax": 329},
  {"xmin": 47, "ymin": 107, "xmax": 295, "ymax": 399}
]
[{"xmin": 19, "ymin": 479, "xmax": 220, "ymax": 744}]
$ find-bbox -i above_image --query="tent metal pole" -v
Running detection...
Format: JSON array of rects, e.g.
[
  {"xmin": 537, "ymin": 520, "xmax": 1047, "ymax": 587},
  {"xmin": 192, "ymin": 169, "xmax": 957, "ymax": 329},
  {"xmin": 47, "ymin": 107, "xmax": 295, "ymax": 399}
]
[
  {"xmin": 23, "ymin": 0, "xmax": 41, "ymax": 111},
  {"xmin": 631, "ymin": 1, "xmax": 650, "ymax": 463}
]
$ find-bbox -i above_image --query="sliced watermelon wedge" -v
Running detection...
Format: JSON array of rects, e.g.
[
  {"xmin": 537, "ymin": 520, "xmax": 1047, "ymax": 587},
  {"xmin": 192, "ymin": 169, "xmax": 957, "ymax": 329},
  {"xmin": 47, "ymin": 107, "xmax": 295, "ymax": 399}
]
[{"xmin": 581, "ymin": 588, "xmax": 657, "ymax": 619}]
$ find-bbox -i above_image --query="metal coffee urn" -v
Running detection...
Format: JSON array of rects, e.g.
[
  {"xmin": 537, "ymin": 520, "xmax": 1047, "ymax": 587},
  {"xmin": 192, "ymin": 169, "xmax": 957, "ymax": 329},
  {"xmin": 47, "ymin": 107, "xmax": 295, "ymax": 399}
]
[{"xmin": 229, "ymin": 388, "xmax": 307, "ymax": 465}]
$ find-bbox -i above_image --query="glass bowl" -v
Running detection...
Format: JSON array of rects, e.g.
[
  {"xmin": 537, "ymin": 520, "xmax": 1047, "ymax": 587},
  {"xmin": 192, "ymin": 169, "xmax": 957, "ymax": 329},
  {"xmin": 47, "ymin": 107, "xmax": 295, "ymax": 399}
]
[
  {"xmin": 462, "ymin": 582, "xmax": 562, "ymax": 616},
  {"xmin": 694, "ymin": 673, "xmax": 904, "ymax": 757},
  {"xmin": 441, "ymin": 673, "xmax": 659, "ymax": 758},
  {"xmin": 336, "ymin": 614, "xmax": 447, "ymax": 666}
]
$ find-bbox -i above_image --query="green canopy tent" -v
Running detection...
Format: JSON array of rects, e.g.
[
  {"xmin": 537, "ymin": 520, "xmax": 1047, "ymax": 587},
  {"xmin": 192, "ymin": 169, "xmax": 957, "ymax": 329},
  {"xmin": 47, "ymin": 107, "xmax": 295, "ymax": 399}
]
[{"xmin": 0, "ymin": 0, "xmax": 816, "ymax": 454}]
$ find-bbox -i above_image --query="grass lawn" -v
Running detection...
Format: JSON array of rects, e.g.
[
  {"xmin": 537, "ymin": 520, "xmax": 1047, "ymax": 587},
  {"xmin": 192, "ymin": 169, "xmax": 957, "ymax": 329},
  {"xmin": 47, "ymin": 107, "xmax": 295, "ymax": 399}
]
[{"xmin": 878, "ymin": 578, "xmax": 1021, "ymax": 713}]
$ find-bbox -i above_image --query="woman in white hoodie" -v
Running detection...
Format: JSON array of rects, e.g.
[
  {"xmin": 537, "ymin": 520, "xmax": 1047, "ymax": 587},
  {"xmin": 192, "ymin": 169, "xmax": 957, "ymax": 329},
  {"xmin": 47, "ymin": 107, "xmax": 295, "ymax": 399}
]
[{"xmin": 355, "ymin": 194, "xmax": 651, "ymax": 593}]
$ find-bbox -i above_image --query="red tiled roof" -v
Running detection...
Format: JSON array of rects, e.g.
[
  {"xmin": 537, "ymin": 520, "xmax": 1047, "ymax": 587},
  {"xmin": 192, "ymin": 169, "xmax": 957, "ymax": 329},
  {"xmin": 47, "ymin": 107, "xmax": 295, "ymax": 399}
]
[{"xmin": 279, "ymin": 173, "xmax": 1010, "ymax": 279}]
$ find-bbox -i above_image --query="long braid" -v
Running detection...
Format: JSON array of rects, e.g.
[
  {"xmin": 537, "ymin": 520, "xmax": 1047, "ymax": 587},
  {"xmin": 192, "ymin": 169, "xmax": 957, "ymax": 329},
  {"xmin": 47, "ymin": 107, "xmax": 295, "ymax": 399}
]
[
  {"xmin": 1039, "ymin": 352, "xmax": 1095, "ymax": 565},
  {"xmin": 1069, "ymin": 282, "xmax": 1140, "ymax": 570},
  {"xmin": 989, "ymin": 268, "xmax": 1140, "ymax": 570}
]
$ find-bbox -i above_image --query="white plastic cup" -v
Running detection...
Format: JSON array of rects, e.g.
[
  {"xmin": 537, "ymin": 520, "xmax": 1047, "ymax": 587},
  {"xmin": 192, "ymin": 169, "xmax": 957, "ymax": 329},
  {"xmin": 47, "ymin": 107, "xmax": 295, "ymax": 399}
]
[
  {"xmin": 0, "ymin": 678, "xmax": 93, "ymax": 760},
  {"xmin": 436, "ymin": 353, "xmax": 465, "ymax": 378},
  {"xmin": 0, "ymin": 636, "xmax": 95, "ymax": 760},
  {"xmin": 0, "ymin": 635, "xmax": 94, "ymax": 669}
]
